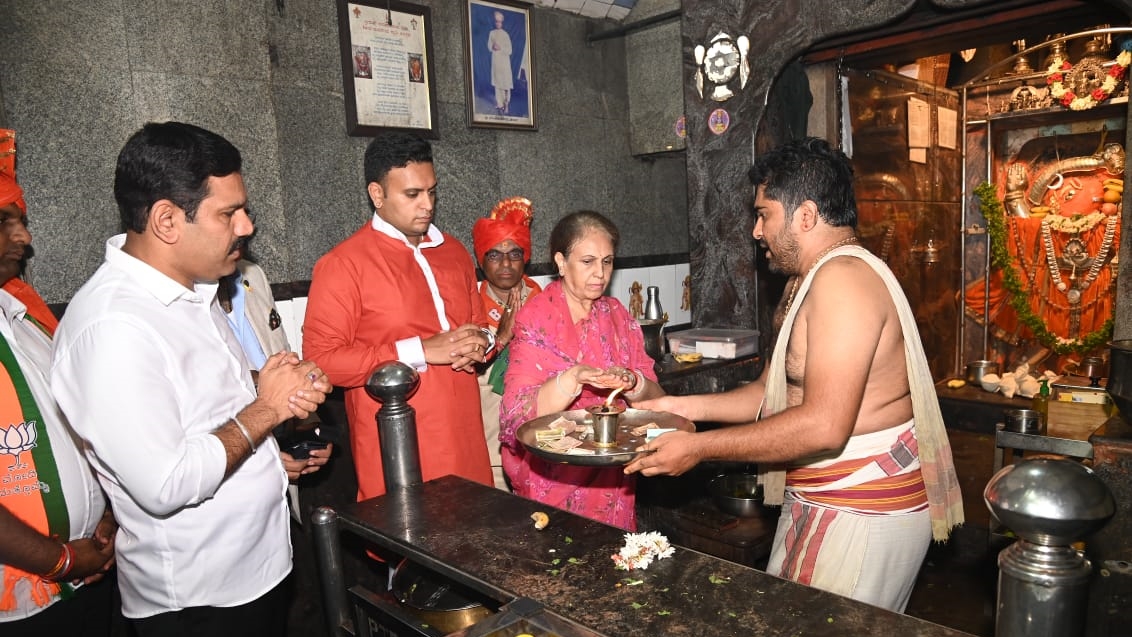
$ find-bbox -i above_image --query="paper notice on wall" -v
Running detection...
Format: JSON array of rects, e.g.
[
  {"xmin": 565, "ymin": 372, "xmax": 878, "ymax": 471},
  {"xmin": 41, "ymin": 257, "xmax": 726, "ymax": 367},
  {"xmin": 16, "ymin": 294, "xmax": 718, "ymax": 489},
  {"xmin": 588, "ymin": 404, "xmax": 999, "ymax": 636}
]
[
  {"xmin": 937, "ymin": 105, "xmax": 958, "ymax": 149},
  {"xmin": 907, "ymin": 97, "xmax": 931, "ymax": 149},
  {"xmin": 841, "ymin": 74, "xmax": 853, "ymax": 158},
  {"xmin": 909, "ymin": 147, "xmax": 927, "ymax": 164}
]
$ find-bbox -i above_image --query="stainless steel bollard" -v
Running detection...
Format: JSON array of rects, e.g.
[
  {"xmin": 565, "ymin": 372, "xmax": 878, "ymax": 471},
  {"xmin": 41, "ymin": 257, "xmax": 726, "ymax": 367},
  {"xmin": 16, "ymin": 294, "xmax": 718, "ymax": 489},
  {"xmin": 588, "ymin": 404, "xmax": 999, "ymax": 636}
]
[
  {"xmin": 985, "ymin": 458, "xmax": 1114, "ymax": 637},
  {"xmin": 310, "ymin": 362, "xmax": 425, "ymax": 636},
  {"xmin": 311, "ymin": 506, "xmax": 351, "ymax": 636},
  {"xmin": 365, "ymin": 361, "xmax": 423, "ymax": 490},
  {"xmin": 995, "ymin": 541, "xmax": 1092, "ymax": 636}
]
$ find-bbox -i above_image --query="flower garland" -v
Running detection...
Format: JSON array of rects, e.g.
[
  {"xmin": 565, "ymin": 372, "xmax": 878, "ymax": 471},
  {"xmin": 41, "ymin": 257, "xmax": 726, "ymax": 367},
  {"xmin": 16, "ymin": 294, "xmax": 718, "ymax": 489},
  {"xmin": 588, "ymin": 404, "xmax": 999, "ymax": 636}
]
[
  {"xmin": 1046, "ymin": 211, "xmax": 1107, "ymax": 234},
  {"xmin": 611, "ymin": 531, "xmax": 675, "ymax": 571},
  {"xmin": 1047, "ymin": 40, "xmax": 1132, "ymax": 111},
  {"xmin": 975, "ymin": 182, "xmax": 1113, "ymax": 355}
]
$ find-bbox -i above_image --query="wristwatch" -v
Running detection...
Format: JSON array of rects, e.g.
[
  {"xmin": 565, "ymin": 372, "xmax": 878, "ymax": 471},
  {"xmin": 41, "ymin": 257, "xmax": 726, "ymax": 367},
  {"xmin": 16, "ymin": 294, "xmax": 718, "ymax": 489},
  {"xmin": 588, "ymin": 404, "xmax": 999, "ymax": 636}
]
[{"xmin": 480, "ymin": 327, "xmax": 497, "ymax": 355}]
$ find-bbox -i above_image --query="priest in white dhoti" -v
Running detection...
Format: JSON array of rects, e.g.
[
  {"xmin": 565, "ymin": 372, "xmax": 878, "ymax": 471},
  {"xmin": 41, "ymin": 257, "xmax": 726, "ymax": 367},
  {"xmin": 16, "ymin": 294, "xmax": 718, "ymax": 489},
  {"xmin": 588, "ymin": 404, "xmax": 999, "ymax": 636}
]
[{"xmin": 625, "ymin": 137, "xmax": 963, "ymax": 613}]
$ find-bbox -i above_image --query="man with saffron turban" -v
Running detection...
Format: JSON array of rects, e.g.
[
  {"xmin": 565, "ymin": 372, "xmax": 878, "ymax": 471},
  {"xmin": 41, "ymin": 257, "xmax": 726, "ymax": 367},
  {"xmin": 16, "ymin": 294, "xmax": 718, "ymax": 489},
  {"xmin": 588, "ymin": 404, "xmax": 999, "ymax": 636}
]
[
  {"xmin": 0, "ymin": 175, "xmax": 56, "ymax": 333},
  {"xmin": 472, "ymin": 197, "xmax": 541, "ymax": 490}
]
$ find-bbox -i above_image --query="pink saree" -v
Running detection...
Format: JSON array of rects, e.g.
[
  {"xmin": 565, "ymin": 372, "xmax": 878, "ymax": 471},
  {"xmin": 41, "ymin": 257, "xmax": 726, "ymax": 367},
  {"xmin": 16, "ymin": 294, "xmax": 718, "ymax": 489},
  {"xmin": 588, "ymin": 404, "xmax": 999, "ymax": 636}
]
[{"xmin": 501, "ymin": 280, "xmax": 657, "ymax": 530}]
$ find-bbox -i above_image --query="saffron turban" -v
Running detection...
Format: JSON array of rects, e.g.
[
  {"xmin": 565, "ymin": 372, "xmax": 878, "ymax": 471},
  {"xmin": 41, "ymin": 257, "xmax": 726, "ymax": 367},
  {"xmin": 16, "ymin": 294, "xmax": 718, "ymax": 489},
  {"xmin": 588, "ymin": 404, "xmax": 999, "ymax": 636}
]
[
  {"xmin": 0, "ymin": 172, "xmax": 25, "ymax": 213},
  {"xmin": 472, "ymin": 197, "xmax": 533, "ymax": 265}
]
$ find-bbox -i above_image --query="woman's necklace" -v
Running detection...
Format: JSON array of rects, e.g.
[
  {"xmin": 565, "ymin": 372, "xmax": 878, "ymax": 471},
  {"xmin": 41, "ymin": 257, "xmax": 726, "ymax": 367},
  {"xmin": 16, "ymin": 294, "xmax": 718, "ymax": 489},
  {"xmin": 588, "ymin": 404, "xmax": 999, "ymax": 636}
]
[{"xmin": 781, "ymin": 236, "xmax": 859, "ymax": 318}]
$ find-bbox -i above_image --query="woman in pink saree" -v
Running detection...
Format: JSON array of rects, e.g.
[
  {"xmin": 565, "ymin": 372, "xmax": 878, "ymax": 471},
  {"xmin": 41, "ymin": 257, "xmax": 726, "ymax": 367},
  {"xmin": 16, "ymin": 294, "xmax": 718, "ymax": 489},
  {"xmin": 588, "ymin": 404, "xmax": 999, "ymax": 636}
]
[{"xmin": 501, "ymin": 211, "xmax": 663, "ymax": 530}]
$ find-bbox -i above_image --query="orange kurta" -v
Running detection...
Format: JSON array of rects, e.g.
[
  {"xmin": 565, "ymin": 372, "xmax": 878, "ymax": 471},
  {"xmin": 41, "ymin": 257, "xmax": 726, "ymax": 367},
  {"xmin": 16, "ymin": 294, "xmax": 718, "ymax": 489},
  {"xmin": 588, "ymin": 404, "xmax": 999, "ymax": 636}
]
[{"xmin": 304, "ymin": 224, "xmax": 493, "ymax": 500}]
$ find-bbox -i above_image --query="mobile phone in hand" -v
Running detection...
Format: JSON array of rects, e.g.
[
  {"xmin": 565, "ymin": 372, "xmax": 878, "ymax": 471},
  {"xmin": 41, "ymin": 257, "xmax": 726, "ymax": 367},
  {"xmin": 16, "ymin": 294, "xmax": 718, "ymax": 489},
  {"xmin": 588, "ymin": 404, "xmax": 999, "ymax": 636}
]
[{"xmin": 287, "ymin": 439, "xmax": 330, "ymax": 460}]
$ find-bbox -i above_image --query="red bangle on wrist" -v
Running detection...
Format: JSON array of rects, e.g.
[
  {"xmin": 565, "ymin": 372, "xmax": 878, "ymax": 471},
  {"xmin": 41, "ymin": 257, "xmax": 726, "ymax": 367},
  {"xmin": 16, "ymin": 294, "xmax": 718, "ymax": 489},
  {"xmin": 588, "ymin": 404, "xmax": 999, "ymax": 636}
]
[{"xmin": 42, "ymin": 542, "xmax": 74, "ymax": 581}]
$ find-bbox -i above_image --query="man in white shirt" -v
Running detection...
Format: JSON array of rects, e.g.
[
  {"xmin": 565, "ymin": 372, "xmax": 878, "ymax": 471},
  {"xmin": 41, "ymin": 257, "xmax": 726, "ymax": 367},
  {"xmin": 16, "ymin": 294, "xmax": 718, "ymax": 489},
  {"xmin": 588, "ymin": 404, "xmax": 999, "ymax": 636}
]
[{"xmin": 50, "ymin": 121, "xmax": 331, "ymax": 637}]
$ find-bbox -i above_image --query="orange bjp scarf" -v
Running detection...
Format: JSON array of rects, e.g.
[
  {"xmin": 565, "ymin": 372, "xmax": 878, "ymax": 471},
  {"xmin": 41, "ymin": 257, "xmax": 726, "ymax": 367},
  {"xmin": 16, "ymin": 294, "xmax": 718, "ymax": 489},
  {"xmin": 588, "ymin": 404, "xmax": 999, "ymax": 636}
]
[{"xmin": 0, "ymin": 326, "xmax": 71, "ymax": 610}]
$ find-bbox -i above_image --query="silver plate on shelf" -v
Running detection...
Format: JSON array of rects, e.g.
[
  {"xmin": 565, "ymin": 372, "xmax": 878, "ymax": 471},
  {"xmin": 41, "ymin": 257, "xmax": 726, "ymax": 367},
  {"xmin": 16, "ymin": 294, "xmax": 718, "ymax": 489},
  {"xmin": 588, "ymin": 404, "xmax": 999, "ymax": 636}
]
[{"xmin": 517, "ymin": 408, "xmax": 694, "ymax": 467}]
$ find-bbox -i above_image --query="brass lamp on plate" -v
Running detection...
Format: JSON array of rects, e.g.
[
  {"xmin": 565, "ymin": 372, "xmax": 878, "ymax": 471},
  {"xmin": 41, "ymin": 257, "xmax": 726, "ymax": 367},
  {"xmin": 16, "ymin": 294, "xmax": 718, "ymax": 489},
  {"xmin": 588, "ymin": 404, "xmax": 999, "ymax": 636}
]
[{"xmin": 517, "ymin": 408, "xmax": 694, "ymax": 467}]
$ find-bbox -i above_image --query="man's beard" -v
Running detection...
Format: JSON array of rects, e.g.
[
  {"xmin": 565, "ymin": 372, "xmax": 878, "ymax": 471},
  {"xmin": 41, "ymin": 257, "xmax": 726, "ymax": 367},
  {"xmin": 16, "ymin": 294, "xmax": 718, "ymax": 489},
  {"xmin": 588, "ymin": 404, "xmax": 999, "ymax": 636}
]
[{"xmin": 764, "ymin": 228, "xmax": 800, "ymax": 275}]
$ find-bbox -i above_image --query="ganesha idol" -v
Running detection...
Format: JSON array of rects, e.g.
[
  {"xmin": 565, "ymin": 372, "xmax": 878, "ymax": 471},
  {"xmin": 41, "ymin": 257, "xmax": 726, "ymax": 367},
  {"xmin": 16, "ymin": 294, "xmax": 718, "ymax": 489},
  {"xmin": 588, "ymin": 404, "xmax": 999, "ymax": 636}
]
[{"xmin": 966, "ymin": 142, "xmax": 1123, "ymax": 363}]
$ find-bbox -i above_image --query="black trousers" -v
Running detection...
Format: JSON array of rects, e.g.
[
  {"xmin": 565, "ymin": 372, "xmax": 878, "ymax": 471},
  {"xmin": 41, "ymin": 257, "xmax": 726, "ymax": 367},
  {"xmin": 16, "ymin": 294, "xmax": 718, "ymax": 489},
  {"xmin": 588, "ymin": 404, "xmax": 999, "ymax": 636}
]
[
  {"xmin": 5, "ymin": 574, "xmax": 119, "ymax": 637},
  {"xmin": 131, "ymin": 576, "xmax": 291, "ymax": 637}
]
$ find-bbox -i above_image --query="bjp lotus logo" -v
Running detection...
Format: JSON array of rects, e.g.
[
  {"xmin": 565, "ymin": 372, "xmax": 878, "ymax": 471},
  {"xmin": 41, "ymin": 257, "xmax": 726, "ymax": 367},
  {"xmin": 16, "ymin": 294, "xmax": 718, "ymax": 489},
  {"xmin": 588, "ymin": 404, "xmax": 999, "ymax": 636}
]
[{"xmin": 1, "ymin": 420, "xmax": 37, "ymax": 466}]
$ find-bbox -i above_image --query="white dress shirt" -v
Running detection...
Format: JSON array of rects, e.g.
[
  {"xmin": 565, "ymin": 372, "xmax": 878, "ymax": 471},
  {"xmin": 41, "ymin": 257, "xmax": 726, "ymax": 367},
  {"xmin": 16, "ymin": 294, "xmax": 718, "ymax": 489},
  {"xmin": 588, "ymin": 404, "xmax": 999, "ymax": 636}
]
[
  {"xmin": 0, "ymin": 291, "xmax": 105, "ymax": 622},
  {"xmin": 50, "ymin": 235, "xmax": 291, "ymax": 619}
]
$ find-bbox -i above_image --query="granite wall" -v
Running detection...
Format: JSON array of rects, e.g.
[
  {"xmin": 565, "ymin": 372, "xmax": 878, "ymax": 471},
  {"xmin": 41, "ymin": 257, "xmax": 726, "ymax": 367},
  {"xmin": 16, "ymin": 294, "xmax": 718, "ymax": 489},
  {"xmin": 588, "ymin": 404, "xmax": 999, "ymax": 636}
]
[{"xmin": 0, "ymin": 0, "xmax": 689, "ymax": 303}]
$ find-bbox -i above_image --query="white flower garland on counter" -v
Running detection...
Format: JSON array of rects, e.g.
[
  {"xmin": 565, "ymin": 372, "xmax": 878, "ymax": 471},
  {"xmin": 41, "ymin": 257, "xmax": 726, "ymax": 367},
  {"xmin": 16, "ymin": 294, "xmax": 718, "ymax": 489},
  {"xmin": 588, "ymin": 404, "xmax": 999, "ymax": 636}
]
[{"xmin": 611, "ymin": 531, "xmax": 675, "ymax": 571}]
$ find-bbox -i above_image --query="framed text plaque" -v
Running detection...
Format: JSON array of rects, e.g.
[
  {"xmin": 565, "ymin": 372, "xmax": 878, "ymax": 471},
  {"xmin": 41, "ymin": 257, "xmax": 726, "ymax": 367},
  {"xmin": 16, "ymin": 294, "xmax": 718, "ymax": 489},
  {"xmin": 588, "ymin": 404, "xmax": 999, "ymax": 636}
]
[{"xmin": 337, "ymin": 0, "xmax": 439, "ymax": 137}]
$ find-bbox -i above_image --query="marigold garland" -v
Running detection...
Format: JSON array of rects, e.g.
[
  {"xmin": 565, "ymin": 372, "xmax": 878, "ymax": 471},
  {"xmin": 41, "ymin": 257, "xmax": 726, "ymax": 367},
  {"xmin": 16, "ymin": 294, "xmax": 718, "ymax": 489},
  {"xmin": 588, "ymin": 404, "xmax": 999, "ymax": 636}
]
[
  {"xmin": 975, "ymin": 182, "xmax": 1113, "ymax": 355},
  {"xmin": 1046, "ymin": 40, "xmax": 1132, "ymax": 111}
]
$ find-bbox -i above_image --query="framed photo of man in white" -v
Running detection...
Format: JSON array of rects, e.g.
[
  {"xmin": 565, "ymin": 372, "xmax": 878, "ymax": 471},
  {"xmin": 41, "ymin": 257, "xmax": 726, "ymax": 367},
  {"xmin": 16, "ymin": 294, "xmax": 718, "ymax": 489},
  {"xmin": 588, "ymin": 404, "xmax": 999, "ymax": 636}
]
[{"xmin": 465, "ymin": 0, "xmax": 537, "ymax": 130}]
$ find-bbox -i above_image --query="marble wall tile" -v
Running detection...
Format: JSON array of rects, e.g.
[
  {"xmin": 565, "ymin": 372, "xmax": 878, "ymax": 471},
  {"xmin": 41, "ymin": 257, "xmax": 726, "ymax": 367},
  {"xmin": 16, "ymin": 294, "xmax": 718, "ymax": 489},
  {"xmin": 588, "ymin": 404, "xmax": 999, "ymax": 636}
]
[
  {"xmin": 130, "ymin": 72, "xmax": 287, "ymax": 275},
  {"xmin": 123, "ymin": 1, "xmax": 270, "ymax": 79},
  {"xmin": 424, "ymin": 0, "xmax": 474, "ymax": 106},
  {"xmin": 429, "ymin": 102, "xmax": 506, "ymax": 255},
  {"xmin": 532, "ymin": 12, "xmax": 628, "ymax": 121},
  {"xmin": 266, "ymin": 0, "xmax": 344, "ymax": 94},
  {"xmin": 287, "ymin": 297, "xmax": 307, "ymax": 357},
  {"xmin": 0, "ymin": 0, "xmax": 130, "ymax": 69},
  {"xmin": 0, "ymin": 60, "xmax": 137, "ymax": 301},
  {"xmin": 270, "ymin": 85, "xmax": 371, "ymax": 282}
]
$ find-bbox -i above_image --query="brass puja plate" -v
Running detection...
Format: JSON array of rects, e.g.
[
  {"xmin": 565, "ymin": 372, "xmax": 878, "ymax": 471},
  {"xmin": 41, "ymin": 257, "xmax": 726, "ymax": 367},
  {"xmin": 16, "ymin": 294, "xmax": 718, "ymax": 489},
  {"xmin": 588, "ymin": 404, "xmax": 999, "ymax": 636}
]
[{"xmin": 517, "ymin": 408, "xmax": 695, "ymax": 467}]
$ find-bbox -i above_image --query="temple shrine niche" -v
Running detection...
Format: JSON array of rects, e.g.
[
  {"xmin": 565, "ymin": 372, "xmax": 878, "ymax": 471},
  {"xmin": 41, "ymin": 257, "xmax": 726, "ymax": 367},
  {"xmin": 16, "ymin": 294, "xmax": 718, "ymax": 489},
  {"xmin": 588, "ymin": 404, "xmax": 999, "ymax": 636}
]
[{"xmin": 961, "ymin": 28, "xmax": 1130, "ymax": 374}]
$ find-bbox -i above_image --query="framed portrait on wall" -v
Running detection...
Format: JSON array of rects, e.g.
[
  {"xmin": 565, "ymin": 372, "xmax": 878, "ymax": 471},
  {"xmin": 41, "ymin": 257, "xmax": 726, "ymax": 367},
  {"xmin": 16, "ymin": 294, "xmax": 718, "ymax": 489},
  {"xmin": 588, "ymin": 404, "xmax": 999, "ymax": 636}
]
[
  {"xmin": 336, "ymin": 0, "xmax": 439, "ymax": 137},
  {"xmin": 464, "ymin": 0, "xmax": 537, "ymax": 130}
]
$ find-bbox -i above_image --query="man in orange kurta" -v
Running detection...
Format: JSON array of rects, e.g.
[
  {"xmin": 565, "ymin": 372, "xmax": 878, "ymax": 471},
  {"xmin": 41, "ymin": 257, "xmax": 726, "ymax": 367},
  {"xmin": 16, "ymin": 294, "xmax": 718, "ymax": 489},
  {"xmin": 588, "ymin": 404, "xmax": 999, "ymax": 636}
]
[{"xmin": 303, "ymin": 133, "xmax": 494, "ymax": 501}]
